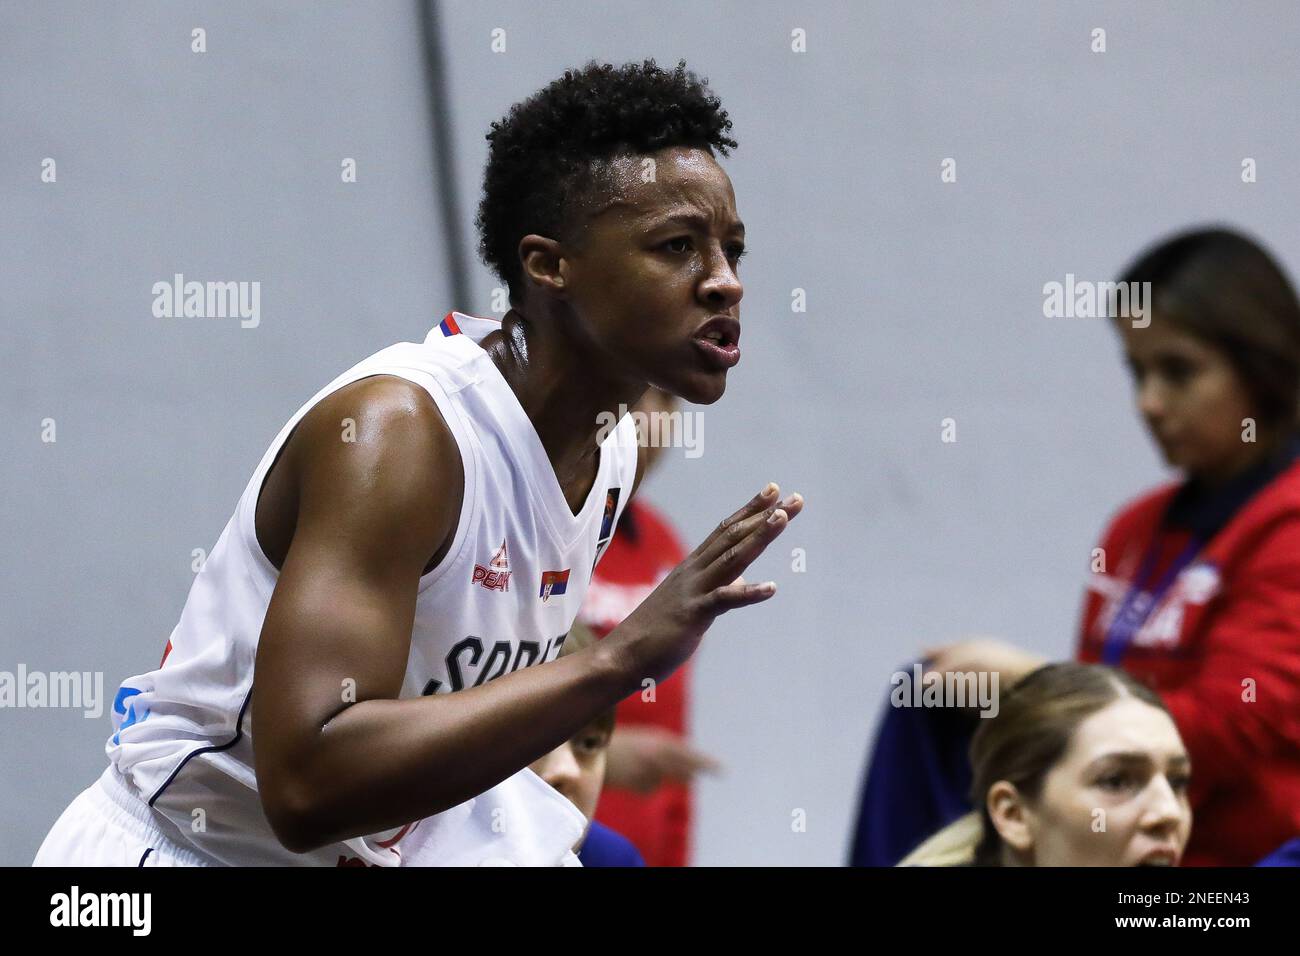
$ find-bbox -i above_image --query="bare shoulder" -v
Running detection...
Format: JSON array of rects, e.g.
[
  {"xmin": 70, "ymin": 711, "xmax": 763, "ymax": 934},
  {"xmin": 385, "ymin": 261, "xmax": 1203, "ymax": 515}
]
[{"xmin": 289, "ymin": 374, "xmax": 464, "ymax": 573}]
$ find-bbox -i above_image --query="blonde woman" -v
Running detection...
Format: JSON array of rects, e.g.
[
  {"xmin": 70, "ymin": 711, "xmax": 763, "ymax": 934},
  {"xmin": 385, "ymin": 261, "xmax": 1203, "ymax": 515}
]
[{"xmin": 902, "ymin": 663, "xmax": 1191, "ymax": 867}]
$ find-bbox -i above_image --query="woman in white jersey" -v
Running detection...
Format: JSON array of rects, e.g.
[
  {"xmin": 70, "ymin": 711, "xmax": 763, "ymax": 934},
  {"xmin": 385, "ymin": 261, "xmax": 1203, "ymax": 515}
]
[{"xmin": 34, "ymin": 58, "xmax": 804, "ymax": 866}]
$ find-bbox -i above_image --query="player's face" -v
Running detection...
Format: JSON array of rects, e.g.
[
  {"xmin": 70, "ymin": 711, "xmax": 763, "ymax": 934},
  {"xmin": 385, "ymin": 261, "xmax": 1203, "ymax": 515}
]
[
  {"xmin": 528, "ymin": 718, "xmax": 612, "ymax": 841},
  {"xmin": 1019, "ymin": 698, "xmax": 1192, "ymax": 867},
  {"xmin": 1118, "ymin": 316, "xmax": 1262, "ymax": 485},
  {"xmin": 559, "ymin": 146, "xmax": 745, "ymax": 405}
]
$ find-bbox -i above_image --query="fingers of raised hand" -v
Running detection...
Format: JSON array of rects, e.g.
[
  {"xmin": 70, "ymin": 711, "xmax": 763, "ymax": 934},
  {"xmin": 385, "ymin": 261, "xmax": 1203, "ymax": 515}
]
[
  {"xmin": 703, "ymin": 493, "xmax": 803, "ymax": 578},
  {"xmin": 700, "ymin": 575, "xmax": 777, "ymax": 616},
  {"xmin": 690, "ymin": 483, "xmax": 781, "ymax": 562}
]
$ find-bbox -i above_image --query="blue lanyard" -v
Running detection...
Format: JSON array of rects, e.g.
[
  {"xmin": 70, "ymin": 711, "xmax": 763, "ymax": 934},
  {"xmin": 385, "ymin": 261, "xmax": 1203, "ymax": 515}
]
[{"xmin": 1100, "ymin": 536, "xmax": 1203, "ymax": 665}]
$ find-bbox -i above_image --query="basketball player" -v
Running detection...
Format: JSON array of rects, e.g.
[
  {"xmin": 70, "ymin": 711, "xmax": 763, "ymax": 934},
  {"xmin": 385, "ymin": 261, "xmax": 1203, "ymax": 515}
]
[{"xmin": 34, "ymin": 59, "xmax": 804, "ymax": 866}]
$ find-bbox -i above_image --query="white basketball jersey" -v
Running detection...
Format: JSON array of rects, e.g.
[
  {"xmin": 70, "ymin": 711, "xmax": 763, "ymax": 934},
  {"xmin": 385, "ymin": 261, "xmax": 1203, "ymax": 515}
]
[{"xmin": 105, "ymin": 312, "xmax": 640, "ymax": 866}]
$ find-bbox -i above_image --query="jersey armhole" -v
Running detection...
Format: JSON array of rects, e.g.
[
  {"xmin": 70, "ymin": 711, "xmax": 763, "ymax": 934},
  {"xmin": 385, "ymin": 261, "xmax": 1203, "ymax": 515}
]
[
  {"xmin": 401, "ymin": 370, "xmax": 479, "ymax": 593},
  {"xmin": 236, "ymin": 368, "xmax": 478, "ymax": 595}
]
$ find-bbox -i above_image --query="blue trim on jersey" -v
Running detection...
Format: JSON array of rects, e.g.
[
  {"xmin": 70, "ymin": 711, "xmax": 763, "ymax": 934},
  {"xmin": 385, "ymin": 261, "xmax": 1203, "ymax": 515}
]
[
  {"xmin": 138, "ymin": 847, "xmax": 154, "ymax": 867},
  {"xmin": 113, "ymin": 686, "xmax": 148, "ymax": 746},
  {"xmin": 147, "ymin": 684, "xmax": 254, "ymax": 808},
  {"xmin": 438, "ymin": 317, "xmax": 457, "ymax": 336}
]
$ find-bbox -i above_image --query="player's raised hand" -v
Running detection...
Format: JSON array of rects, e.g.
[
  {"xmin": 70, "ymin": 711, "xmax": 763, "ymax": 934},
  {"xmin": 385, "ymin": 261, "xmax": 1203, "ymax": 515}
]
[{"xmin": 604, "ymin": 482, "xmax": 804, "ymax": 684}]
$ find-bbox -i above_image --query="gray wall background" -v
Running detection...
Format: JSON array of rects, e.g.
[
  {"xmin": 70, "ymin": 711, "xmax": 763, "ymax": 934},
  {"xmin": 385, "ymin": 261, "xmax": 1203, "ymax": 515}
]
[{"xmin": 4, "ymin": 1, "xmax": 1298, "ymax": 865}]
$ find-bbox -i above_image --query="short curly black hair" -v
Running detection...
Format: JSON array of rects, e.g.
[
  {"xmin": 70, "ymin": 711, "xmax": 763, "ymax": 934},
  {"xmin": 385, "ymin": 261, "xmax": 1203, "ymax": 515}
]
[{"xmin": 476, "ymin": 58, "xmax": 737, "ymax": 304}]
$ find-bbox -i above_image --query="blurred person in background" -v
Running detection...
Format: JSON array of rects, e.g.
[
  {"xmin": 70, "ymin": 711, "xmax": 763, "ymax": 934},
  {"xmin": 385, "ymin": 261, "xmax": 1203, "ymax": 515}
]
[
  {"xmin": 928, "ymin": 227, "xmax": 1300, "ymax": 865},
  {"xmin": 578, "ymin": 385, "xmax": 721, "ymax": 866},
  {"xmin": 901, "ymin": 663, "xmax": 1192, "ymax": 867},
  {"xmin": 526, "ymin": 621, "xmax": 644, "ymax": 867}
]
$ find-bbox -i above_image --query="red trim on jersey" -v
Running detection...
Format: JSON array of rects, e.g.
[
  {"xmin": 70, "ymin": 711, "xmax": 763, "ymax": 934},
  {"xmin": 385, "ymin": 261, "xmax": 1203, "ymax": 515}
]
[{"xmin": 374, "ymin": 819, "xmax": 416, "ymax": 849}]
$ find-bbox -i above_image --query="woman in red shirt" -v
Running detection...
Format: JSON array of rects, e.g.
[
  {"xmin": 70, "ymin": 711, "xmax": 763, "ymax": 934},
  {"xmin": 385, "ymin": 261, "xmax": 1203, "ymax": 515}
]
[{"xmin": 929, "ymin": 227, "xmax": 1300, "ymax": 865}]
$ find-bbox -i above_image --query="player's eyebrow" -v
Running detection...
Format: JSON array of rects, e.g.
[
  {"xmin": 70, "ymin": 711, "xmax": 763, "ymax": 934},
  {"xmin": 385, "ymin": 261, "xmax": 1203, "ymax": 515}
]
[{"xmin": 645, "ymin": 210, "xmax": 745, "ymax": 236}]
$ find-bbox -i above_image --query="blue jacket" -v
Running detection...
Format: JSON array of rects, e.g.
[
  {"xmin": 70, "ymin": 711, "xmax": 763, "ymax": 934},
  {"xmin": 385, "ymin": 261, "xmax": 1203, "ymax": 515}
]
[
  {"xmin": 849, "ymin": 663, "xmax": 976, "ymax": 866},
  {"xmin": 579, "ymin": 819, "xmax": 646, "ymax": 867}
]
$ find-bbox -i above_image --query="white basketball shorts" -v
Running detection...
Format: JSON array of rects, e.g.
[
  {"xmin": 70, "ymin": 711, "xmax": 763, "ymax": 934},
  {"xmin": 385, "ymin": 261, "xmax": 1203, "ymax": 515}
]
[{"xmin": 33, "ymin": 766, "xmax": 214, "ymax": 867}]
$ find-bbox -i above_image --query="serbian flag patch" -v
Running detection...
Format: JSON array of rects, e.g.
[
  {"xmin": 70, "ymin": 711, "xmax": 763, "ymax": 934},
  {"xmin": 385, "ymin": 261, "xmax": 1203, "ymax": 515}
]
[{"xmin": 539, "ymin": 569, "xmax": 571, "ymax": 602}]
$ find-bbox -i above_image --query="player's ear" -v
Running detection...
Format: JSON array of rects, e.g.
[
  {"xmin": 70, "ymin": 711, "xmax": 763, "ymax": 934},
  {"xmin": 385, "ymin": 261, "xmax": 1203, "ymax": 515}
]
[
  {"xmin": 987, "ymin": 780, "xmax": 1035, "ymax": 856},
  {"xmin": 518, "ymin": 235, "xmax": 567, "ymax": 298}
]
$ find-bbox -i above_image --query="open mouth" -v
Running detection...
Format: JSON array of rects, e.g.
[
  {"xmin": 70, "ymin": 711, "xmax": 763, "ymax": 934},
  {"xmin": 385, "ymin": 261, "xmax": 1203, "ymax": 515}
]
[{"xmin": 693, "ymin": 316, "xmax": 741, "ymax": 369}]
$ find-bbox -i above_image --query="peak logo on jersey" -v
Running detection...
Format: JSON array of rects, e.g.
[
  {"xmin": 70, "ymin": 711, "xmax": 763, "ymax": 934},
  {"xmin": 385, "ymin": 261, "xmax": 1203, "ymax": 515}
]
[
  {"xmin": 473, "ymin": 540, "xmax": 511, "ymax": 592},
  {"xmin": 539, "ymin": 569, "xmax": 570, "ymax": 602}
]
